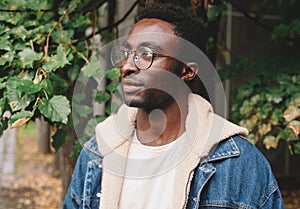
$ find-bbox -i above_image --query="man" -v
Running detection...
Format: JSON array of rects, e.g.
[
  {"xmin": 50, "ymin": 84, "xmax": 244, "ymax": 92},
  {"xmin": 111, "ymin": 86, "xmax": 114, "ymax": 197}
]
[{"xmin": 63, "ymin": 3, "xmax": 284, "ymax": 209}]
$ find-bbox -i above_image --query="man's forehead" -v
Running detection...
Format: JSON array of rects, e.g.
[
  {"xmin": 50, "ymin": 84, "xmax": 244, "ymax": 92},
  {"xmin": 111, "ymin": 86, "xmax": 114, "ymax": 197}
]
[
  {"xmin": 129, "ymin": 18, "xmax": 175, "ymax": 35},
  {"xmin": 124, "ymin": 32, "xmax": 180, "ymax": 51}
]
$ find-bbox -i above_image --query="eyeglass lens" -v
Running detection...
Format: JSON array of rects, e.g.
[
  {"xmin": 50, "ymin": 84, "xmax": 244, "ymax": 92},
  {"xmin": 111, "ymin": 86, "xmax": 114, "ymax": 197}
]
[{"xmin": 111, "ymin": 46, "xmax": 154, "ymax": 70}]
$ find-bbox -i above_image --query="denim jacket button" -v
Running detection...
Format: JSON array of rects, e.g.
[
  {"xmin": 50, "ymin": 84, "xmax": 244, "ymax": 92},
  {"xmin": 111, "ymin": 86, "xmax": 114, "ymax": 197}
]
[{"xmin": 96, "ymin": 192, "xmax": 101, "ymax": 198}]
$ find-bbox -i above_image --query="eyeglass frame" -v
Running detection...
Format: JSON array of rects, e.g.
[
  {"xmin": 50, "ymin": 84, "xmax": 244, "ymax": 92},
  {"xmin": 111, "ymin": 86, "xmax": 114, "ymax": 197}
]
[{"xmin": 111, "ymin": 45, "xmax": 176, "ymax": 70}]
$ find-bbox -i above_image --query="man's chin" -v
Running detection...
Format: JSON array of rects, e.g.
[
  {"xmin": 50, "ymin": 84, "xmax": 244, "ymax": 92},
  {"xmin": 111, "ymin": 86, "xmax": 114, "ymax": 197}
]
[{"xmin": 124, "ymin": 98, "xmax": 143, "ymax": 108}]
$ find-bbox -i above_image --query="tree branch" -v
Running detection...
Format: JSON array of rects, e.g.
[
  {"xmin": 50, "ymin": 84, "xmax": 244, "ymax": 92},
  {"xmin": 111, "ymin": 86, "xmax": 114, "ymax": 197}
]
[
  {"xmin": 228, "ymin": 0, "xmax": 273, "ymax": 32},
  {"xmin": 229, "ymin": 0, "xmax": 295, "ymax": 44},
  {"xmin": 80, "ymin": 0, "xmax": 141, "ymax": 42},
  {"xmin": 44, "ymin": 0, "xmax": 80, "ymax": 58},
  {"xmin": 0, "ymin": 9, "xmax": 51, "ymax": 12}
]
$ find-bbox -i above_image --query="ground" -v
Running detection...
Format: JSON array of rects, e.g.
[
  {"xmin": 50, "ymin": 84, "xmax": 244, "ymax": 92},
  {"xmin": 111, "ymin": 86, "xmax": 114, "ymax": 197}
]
[
  {"xmin": 0, "ymin": 122, "xmax": 299, "ymax": 209},
  {"xmin": 0, "ymin": 123, "xmax": 62, "ymax": 209}
]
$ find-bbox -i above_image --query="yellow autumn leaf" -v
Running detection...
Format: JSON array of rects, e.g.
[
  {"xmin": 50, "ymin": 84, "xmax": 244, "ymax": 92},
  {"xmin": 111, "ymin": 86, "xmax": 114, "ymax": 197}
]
[
  {"xmin": 258, "ymin": 123, "xmax": 271, "ymax": 136},
  {"xmin": 283, "ymin": 105, "xmax": 300, "ymax": 122},
  {"xmin": 11, "ymin": 118, "xmax": 31, "ymax": 128},
  {"xmin": 287, "ymin": 120, "xmax": 300, "ymax": 137},
  {"xmin": 263, "ymin": 135, "xmax": 279, "ymax": 150},
  {"xmin": 294, "ymin": 96, "xmax": 300, "ymax": 106}
]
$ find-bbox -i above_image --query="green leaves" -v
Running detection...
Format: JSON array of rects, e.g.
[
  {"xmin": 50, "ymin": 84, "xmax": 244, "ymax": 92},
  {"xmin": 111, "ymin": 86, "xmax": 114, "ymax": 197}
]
[
  {"xmin": 6, "ymin": 77, "xmax": 35, "ymax": 111},
  {"xmin": 0, "ymin": 117, "xmax": 8, "ymax": 137},
  {"xmin": 81, "ymin": 56, "xmax": 104, "ymax": 79},
  {"xmin": 38, "ymin": 95, "xmax": 71, "ymax": 124},
  {"xmin": 43, "ymin": 45, "xmax": 70, "ymax": 72},
  {"xmin": 19, "ymin": 48, "xmax": 43, "ymax": 68},
  {"xmin": 95, "ymin": 90, "xmax": 110, "ymax": 103},
  {"xmin": 52, "ymin": 129, "xmax": 67, "ymax": 152},
  {"xmin": 106, "ymin": 67, "xmax": 121, "ymax": 80},
  {"xmin": 227, "ymin": 57, "xmax": 300, "ymax": 154},
  {"xmin": 272, "ymin": 19, "xmax": 300, "ymax": 40},
  {"xmin": 207, "ymin": 4, "xmax": 226, "ymax": 21},
  {"xmin": 0, "ymin": 0, "xmax": 98, "ymax": 151},
  {"xmin": 9, "ymin": 111, "xmax": 33, "ymax": 128}
]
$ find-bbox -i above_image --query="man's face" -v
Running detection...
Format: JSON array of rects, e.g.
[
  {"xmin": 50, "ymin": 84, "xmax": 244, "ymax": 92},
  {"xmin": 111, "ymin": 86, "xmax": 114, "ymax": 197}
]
[{"xmin": 120, "ymin": 18, "xmax": 185, "ymax": 111}]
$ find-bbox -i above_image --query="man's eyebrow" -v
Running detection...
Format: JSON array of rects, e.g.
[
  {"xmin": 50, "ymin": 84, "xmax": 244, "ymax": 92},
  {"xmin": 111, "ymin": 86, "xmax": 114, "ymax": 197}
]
[
  {"xmin": 139, "ymin": 42, "xmax": 163, "ymax": 51},
  {"xmin": 121, "ymin": 41, "xmax": 163, "ymax": 51},
  {"xmin": 121, "ymin": 41, "xmax": 130, "ymax": 48}
]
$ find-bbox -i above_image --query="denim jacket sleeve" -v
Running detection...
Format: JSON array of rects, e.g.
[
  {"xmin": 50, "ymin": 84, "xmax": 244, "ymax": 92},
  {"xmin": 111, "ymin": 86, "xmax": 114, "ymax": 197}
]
[
  {"xmin": 62, "ymin": 136, "xmax": 103, "ymax": 209},
  {"xmin": 189, "ymin": 135, "xmax": 285, "ymax": 209},
  {"xmin": 260, "ymin": 188, "xmax": 285, "ymax": 209}
]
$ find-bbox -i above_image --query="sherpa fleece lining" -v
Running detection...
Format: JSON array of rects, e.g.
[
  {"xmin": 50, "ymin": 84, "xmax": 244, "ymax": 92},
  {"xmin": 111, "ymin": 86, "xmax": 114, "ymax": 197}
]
[{"xmin": 96, "ymin": 93, "xmax": 248, "ymax": 209}]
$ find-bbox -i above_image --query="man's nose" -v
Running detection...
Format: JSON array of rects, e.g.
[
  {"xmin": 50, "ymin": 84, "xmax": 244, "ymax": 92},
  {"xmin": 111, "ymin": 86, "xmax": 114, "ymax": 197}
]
[{"xmin": 121, "ymin": 54, "xmax": 139, "ymax": 76}]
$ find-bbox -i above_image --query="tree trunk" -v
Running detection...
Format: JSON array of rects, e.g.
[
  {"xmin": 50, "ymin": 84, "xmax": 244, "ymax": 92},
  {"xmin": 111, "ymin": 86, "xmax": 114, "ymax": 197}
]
[
  {"xmin": 60, "ymin": 125, "xmax": 77, "ymax": 199},
  {"xmin": 36, "ymin": 117, "xmax": 51, "ymax": 154}
]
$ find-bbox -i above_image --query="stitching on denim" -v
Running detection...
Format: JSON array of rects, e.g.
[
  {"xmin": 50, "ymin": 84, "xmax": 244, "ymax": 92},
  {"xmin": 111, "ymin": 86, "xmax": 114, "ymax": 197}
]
[
  {"xmin": 206, "ymin": 137, "xmax": 240, "ymax": 162},
  {"xmin": 257, "ymin": 183, "xmax": 279, "ymax": 209},
  {"xmin": 84, "ymin": 136, "xmax": 103, "ymax": 157},
  {"xmin": 198, "ymin": 166, "xmax": 210, "ymax": 173},
  {"xmin": 200, "ymin": 200, "xmax": 253, "ymax": 209},
  {"xmin": 70, "ymin": 187, "xmax": 81, "ymax": 206},
  {"xmin": 82, "ymin": 161, "xmax": 94, "ymax": 208},
  {"xmin": 194, "ymin": 167, "xmax": 216, "ymax": 208}
]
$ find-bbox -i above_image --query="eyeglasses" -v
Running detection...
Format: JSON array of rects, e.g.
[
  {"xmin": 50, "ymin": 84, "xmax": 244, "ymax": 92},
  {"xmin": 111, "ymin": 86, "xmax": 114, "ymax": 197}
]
[{"xmin": 111, "ymin": 45, "xmax": 172, "ymax": 70}]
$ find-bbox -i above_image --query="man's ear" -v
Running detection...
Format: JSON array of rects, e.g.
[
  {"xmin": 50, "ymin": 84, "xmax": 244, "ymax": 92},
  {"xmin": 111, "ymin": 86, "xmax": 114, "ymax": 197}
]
[{"xmin": 180, "ymin": 62, "xmax": 199, "ymax": 81}]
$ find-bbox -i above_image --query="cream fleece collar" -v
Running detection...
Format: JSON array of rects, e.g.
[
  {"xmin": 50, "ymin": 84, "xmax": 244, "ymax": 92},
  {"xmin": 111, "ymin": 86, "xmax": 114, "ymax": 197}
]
[{"xmin": 96, "ymin": 93, "xmax": 248, "ymax": 209}]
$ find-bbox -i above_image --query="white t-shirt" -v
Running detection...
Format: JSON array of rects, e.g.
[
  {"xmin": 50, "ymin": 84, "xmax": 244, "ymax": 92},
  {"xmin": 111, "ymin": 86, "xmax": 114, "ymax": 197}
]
[{"xmin": 119, "ymin": 131, "xmax": 187, "ymax": 209}]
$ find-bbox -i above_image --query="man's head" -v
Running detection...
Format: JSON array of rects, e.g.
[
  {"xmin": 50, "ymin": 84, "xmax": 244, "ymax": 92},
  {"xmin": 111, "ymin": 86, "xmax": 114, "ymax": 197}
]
[
  {"xmin": 138, "ymin": 3, "xmax": 210, "ymax": 100},
  {"xmin": 138, "ymin": 3, "xmax": 205, "ymax": 52},
  {"xmin": 113, "ymin": 3, "xmax": 208, "ymax": 111}
]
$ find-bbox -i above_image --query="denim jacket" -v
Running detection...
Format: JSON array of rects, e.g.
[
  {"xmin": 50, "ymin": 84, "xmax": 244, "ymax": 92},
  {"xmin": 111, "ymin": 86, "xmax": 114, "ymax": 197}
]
[
  {"xmin": 63, "ymin": 134, "xmax": 284, "ymax": 209},
  {"xmin": 63, "ymin": 95, "xmax": 284, "ymax": 208}
]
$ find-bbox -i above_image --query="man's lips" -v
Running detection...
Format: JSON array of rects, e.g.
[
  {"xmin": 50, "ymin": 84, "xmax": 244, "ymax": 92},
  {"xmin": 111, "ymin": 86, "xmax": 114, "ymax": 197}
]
[{"xmin": 121, "ymin": 78, "xmax": 144, "ymax": 93}]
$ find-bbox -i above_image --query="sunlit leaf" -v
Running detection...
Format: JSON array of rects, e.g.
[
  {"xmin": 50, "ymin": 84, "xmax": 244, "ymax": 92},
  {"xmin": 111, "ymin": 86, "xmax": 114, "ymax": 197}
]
[
  {"xmin": 263, "ymin": 135, "xmax": 279, "ymax": 149},
  {"xmin": 38, "ymin": 95, "xmax": 71, "ymax": 124},
  {"xmin": 258, "ymin": 123, "xmax": 271, "ymax": 136},
  {"xmin": 0, "ymin": 51, "xmax": 15, "ymax": 66},
  {"xmin": 81, "ymin": 56, "xmax": 103, "ymax": 79},
  {"xmin": 9, "ymin": 111, "xmax": 33, "ymax": 128},
  {"xmin": 6, "ymin": 77, "xmax": 35, "ymax": 111},
  {"xmin": 0, "ymin": 37, "xmax": 13, "ymax": 51},
  {"xmin": 283, "ymin": 105, "xmax": 300, "ymax": 122},
  {"xmin": 287, "ymin": 120, "xmax": 300, "ymax": 137},
  {"xmin": 43, "ymin": 45, "xmax": 70, "ymax": 72},
  {"xmin": 51, "ymin": 29, "xmax": 74, "ymax": 44},
  {"xmin": 18, "ymin": 48, "xmax": 43, "ymax": 68}
]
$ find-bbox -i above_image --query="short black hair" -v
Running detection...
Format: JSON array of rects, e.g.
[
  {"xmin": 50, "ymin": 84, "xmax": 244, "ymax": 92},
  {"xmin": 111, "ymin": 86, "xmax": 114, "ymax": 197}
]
[{"xmin": 138, "ymin": 3, "xmax": 205, "ymax": 52}]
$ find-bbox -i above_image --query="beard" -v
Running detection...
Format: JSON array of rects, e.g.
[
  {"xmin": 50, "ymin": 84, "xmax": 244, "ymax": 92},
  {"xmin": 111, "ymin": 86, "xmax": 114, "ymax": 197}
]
[{"xmin": 124, "ymin": 88, "xmax": 176, "ymax": 113}]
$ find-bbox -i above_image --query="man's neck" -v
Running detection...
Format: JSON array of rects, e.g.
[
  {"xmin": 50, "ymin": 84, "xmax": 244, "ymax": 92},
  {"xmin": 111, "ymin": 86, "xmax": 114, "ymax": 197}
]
[{"xmin": 136, "ymin": 100, "xmax": 188, "ymax": 146}]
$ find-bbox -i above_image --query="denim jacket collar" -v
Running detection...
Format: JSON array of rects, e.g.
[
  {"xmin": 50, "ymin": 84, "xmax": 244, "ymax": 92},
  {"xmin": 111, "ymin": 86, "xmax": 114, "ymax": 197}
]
[{"xmin": 205, "ymin": 137, "xmax": 240, "ymax": 163}]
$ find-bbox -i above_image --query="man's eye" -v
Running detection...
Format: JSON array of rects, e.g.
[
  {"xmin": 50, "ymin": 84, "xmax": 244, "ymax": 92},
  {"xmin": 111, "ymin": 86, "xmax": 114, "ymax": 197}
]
[{"xmin": 140, "ymin": 51, "xmax": 152, "ymax": 59}]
